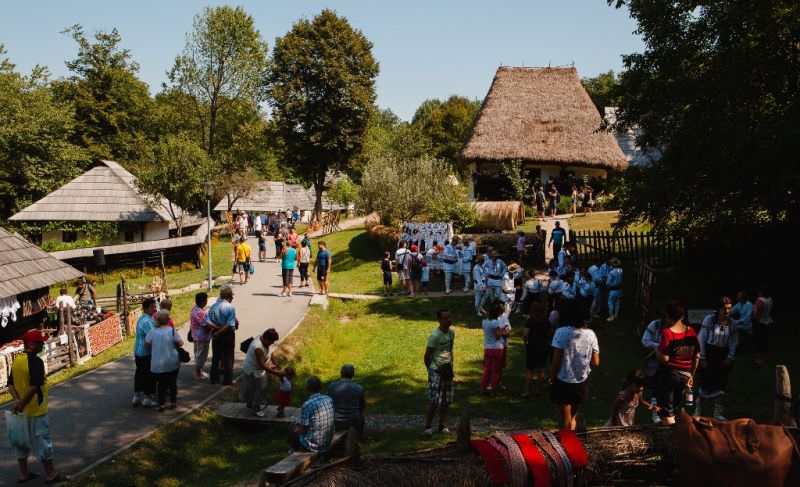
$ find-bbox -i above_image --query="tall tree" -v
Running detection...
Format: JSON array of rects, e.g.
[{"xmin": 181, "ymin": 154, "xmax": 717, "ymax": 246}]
[
  {"xmin": 415, "ymin": 95, "xmax": 481, "ymax": 175},
  {"xmin": 135, "ymin": 135, "xmax": 211, "ymax": 236},
  {"xmin": 268, "ymin": 9, "xmax": 379, "ymax": 219},
  {"xmin": 168, "ymin": 6, "xmax": 269, "ymax": 157},
  {"xmin": 608, "ymin": 0, "xmax": 800, "ymax": 231},
  {"xmin": 581, "ymin": 70, "xmax": 620, "ymax": 115},
  {"xmin": 0, "ymin": 46, "xmax": 88, "ymax": 220},
  {"xmin": 52, "ymin": 25, "xmax": 153, "ymax": 163}
]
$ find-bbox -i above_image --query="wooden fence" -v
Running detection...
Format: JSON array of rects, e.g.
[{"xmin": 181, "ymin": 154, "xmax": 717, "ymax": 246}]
[{"xmin": 570, "ymin": 230, "xmax": 690, "ymax": 268}]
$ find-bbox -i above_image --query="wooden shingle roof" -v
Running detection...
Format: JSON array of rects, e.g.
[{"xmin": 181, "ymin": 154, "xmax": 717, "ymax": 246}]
[
  {"xmin": 0, "ymin": 228, "xmax": 82, "ymax": 299},
  {"xmin": 213, "ymin": 181, "xmax": 343, "ymax": 212},
  {"xmin": 10, "ymin": 160, "xmax": 178, "ymax": 223}
]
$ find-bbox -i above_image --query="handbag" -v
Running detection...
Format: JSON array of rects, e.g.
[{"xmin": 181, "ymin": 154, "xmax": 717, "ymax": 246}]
[
  {"xmin": 186, "ymin": 328, "xmax": 194, "ymax": 343},
  {"xmin": 249, "ymin": 263, "xmax": 255, "ymax": 274},
  {"xmin": 240, "ymin": 336, "xmax": 254, "ymax": 353},
  {"xmin": 5, "ymin": 410, "xmax": 31, "ymax": 449},
  {"xmin": 173, "ymin": 329, "xmax": 191, "ymax": 363},
  {"xmin": 672, "ymin": 410, "xmax": 800, "ymax": 487}
]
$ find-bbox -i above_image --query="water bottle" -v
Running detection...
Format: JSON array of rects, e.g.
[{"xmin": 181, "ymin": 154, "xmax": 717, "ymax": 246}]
[{"xmin": 684, "ymin": 387, "xmax": 694, "ymax": 408}]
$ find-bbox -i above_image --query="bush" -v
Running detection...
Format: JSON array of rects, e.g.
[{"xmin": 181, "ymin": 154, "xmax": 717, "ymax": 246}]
[
  {"xmin": 594, "ymin": 193, "xmax": 617, "ymax": 211},
  {"xmin": 557, "ymin": 195, "xmax": 573, "ymax": 215},
  {"xmin": 364, "ymin": 212, "xmax": 381, "ymax": 231},
  {"xmin": 40, "ymin": 237, "xmax": 103, "ymax": 252}
]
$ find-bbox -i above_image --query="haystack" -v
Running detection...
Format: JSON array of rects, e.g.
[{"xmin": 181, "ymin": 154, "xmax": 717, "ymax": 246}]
[{"xmin": 473, "ymin": 201, "xmax": 526, "ymax": 231}]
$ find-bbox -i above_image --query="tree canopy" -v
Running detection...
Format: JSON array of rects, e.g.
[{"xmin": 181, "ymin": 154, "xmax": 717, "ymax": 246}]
[
  {"xmin": 609, "ymin": 0, "xmax": 800, "ymax": 231},
  {"xmin": 268, "ymin": 9, "xmax": 379, "ymax": 218},
  {"xmin": 580, "ymin": 70, "xmax": 620, "ymax": 115},
  {"xmin": 414, "ymin": 95, "xmax": 481, "ymax": 175}
]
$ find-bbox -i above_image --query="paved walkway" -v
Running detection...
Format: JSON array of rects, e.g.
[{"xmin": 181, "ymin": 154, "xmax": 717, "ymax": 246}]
[
  {"xmin": 539, "ymin": 217, "xmax": 570, "ymax": 262},
  {"xmin": 0, "ymin": 237, "xmax": 312, "ymax": 483}
]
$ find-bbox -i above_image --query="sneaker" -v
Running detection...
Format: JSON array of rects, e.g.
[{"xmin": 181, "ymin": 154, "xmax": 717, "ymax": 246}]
[
  {"xmin": 142, "ymin": 397, "xmax": 157, "ymax": 408},
  {"xmin": 424, "ymin": 427, "xmax": 433, "ymax": 436},
  {"xmin": 439, "ymin": 426, "xmax": 451, "ymax": 434},
  {"xmin": 651, "ymin": 411, "xmax": 662, "ymax": 424},
  {"xmin": 280, "ymin": 292, "xmax": 286, "ymax": 297},
  {"xmin": 606, "ymin": 317, "xmax": 615, "ymax": 322},
  {"xmin": 255, "ymin": 408, "xmax": 269, "ymax": 418},
  {"xmin": 132, "ymin": 395, "xmax": 142, "ymax": 407}
]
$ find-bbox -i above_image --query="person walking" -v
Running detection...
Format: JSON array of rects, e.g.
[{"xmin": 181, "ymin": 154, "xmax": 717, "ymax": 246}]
[
  {"xmin": 654, "ymin": 299, "xmax": 699, "ymax": 425},
  {"xmin": 535, "ymin": 186, "xmax": 546, "ymax": 218},
  {"xmin": 273, "ymin": 223, "xmax": 285, "ymax": 261},
  {"xmin": 521, "ymin": 301, "xmax": 551, "ymax": 397},
  {"xmin": 751, "ymin": 287, "xmax": 774, "ymax": 364},
  {"xmin": 298, "ymin": 240, "xmax": 311, "ymax": 288},
  {"xmin": 550, "ymin": 301, "xmax": 600, "ymax": 430},
  {"xmin": 571, "ymin": 184, "xmax": 579, "ymax": 216},
  {"xmin": 145, "ymin": 310, "xmax": 183, "ymax": 411},
  {"xmin": 280, "ymin": 243, "xmax": 297, "ymax": 297},
  {"xmin": 424, "ymin": 309, "xmax": 455, "ymax": 435},
  {"xmin": 257, "ymin": 225, "xmax": 268, "ymax": 263},
  {"xmin": 190, "ymin": 292, "xmax": 210, "ymax": 379},
  {"xmin": 395, "ymin": 241, "xmax": 412, "ymax": 296},
  {"xmin": 133, "ymin": 298, "xmax": 157, "ymax": 408},
  {"xmin": 473, "ymin": 254, "xmax": 487, "ymax": 317},
  {"xmin": 606, "ymin": 258, "xmax": 623, "ymax": 322},
  {"xmin": 481, "ymin": 300, "xmax": 510, "ymax": 397},
  {"xmin": 459, "ymin": 242, "xmax": 472, "ymax": 292},
  {"xmin": 548, "ymin": 184, "xmax": 560, "ymax": 217},
  {"xmin": 696, "ymin": 297, "xmax": 740, "ymax": 420},
  {"xmin": 315, "ymin": 241, "xmax": 332, "ymax": 295},
  {"xmin": 206, "ymin": 286, "xmax": 238, "ymax": 385},
  {"xmin": 235, "ymin": 238, "xmax": 252, "ymax": 285},
  {"xmin": 241, "ymin": 329, "xmax": 284, "ymax": 416},
  {"xmin": 9, "ymin": 330, "xmax": 69, "ymax": 484},
  {"xmin": 409, "ymin": 245, "xmax": 425, "ymax": 297},
  {"xmin": 548, "ymin": 221, "xmax": 567, "ymax": 258}
]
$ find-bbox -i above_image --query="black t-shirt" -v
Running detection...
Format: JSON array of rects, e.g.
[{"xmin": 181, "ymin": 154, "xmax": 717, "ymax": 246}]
[{"xmin": 525, "ymin": 317, "xmax": 551, "ymax": 347}]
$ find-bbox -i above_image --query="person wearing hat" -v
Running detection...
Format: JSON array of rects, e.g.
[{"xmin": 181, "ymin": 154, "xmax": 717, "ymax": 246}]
[
  {"xmin": 328, "ymin": 364, "xmax": 366, "ymax": 438},
  {"xmin": 549, "ymin": 221, "xmax": 567, "ymax": 258},
  {"xmin": 206, "ymin": 286, "xmax": 238, "ymax": 384},
  {"xmin": 9, "ymin": 330, "xmax": 68, "ymax": 484},
  {"xmin": 606, "ymin": 258, "xmax": 623, "ymax": 322}
]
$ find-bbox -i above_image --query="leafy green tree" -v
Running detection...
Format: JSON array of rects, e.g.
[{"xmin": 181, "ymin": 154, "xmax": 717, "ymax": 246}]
[
  {"xmin": 0, "ymin": 46, "xmax": 88, "ymax": 220},
  {"xmin": 608, "ymin": 0, "xmax": 800, "ymax": 231},
  {"xmin": 135, "ymin": 135, "xmax": 211, "ymax": 235},
  {"xmin": 415, "ymin": 95, "xmax": 481, "ymax": 175},
  {"xmin": 169, "ymin": 6, "xmax": 269, "ymax": 157},
  {"xmin": 268, "ymin": 9, "xmax": 379, "ymax": 219},
  {"xmin": 356, "ymin": 108, "xmax": 431, "ymax": 177},
  {"xmin": 52, "ymin": 25, "xmax": 154, "ymax": 163},
  {"xmin": 411, "ymin": 98, "xmax": 443, "ymax": 126},
  {"xmin": 580, "ymin": 70, "xmax": 620, "ymax": 115},
  {"xmin": 328, "ymin": 178, "xmax": 359, "ymax": 209}
]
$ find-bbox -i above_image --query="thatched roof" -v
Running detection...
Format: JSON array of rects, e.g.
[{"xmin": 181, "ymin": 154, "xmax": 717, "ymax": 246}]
[
  {"xmin": 0, "ymin": 228, "xmax": 82, "ymax": 299},
  {"xmin": 214, "ymin": 181, "xmax": 343, "ymax": 212},
  {"xmin": 10, "ymin": 160, "xmax": 191, "ymax": 223},
  {"xmin": 473, "ymin": 201, "xmax": 526, "ymax": 231},
  {"xmin": 461, "ymin": 67, "xmax": 627, "ymax": 170}
]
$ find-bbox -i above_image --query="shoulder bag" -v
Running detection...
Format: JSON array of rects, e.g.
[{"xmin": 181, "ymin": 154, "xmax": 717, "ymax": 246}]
[{"xmin": 173, "ymin": 329, "xmax": 191, "ymax": 363}]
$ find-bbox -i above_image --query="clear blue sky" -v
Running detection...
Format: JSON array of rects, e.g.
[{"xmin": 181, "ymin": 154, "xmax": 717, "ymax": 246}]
[{"xmin": 1, "ymin": 1, "xmax": 642, "ymax": 121}]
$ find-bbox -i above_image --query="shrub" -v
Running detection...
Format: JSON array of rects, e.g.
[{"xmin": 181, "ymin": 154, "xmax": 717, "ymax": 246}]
[
  {"xmin": 40, "ymin": 237, "xmax": 103, "ymax": 252},
  {"xmin": 364, "ymin": 212, "xmax": 381, "ymax": 231}
]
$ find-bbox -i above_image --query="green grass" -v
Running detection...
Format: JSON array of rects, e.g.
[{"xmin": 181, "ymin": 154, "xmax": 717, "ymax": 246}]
[{"xmin": 516, "ymin": 212, "xmax": 652, "ymax": 234}]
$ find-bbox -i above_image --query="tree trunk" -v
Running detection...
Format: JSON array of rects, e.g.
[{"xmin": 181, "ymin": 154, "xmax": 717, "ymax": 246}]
[
  {"xmin": 313, "ymin": 172, "xmax": 326, "ymax": 222},
  {"xmin": 208, "ymin": 100, "xmax": 217, "ymax": 157}
]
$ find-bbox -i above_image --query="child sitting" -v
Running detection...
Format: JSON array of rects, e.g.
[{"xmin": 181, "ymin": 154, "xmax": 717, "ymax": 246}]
[
  {"xmin": 272, "ymin": 366, "xmax": 296, "ymax": 419},
  {"xmin": 381, "ymin": 252, "xmax": 393, "ymax": 297},
  {"xmin": 605, "ymin": 370, "xmax": 660, "ymax": 427}
]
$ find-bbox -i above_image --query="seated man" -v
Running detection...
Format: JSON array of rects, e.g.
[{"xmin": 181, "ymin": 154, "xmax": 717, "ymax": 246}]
[
  {"xmin": 289, "ymin": 376, "xmax": 335, "ymax": 452},
  {"xmin": 328, "ymin": 364, "xmax": 366, "ymax": 438}
]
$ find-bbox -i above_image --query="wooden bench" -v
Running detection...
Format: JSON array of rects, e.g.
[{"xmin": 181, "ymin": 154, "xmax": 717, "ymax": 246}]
[
  {"xmin": 258, "ymin": 431, "xmax": 348, "ymax": 487},
  {"xmin": 213, "ymin": 402, "xmax": 299, "ymax": 424}
]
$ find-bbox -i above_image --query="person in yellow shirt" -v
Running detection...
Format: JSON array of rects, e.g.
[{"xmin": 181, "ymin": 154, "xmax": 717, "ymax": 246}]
[
  {"xmin": 235, "ymin": 240, "xmax": 252, "ymax": 285},
  {"xmin": 9, "ymin": 330, "xmax": 68, "ymax": 483}
]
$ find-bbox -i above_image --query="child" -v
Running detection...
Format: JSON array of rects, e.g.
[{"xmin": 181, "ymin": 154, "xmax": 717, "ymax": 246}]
[
  {"xmin": 159, "ymin": 298, "xmax": 175, "ymax": 327},
  {"xmin": 605, "ymin": 370, "xmax": 660, "ymax": 427},
  {"xmin": 420, "ymin": 259, "xmax": 431, "ymax": 295},
  {"xmin": 381, "ymin": 252, "xmax": 393, "ymax": 296},
  {"xmin": 272, "ymin": 366, "xmax": 296, "ymax": 418}
]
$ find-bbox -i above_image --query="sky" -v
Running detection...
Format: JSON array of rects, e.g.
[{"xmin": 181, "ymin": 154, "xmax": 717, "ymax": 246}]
[{"xmin": 0, "ymin": 1, "xmax": 643, "ymax": 121}]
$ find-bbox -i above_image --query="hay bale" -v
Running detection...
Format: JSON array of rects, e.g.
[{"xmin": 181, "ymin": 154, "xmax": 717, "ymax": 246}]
[
  {"xmin": 366, "ymin": 223, "xmax": 400, "ymax": 253},
  {"xmin": 473, "ymin": 201, "xmax": 526, "ymax": 231},
  {"xmin": 364, "ymin": 212, "xmax": 381, "ymax": 231}
]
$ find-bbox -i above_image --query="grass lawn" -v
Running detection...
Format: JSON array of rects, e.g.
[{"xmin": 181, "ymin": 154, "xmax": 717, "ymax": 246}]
[{"xmin": 516, "ymin": 212, "xmax": 652, "ymax": 234}]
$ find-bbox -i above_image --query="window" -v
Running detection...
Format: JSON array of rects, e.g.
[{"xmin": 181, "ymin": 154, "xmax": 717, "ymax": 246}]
[{"xmin": 62, "ymin": 231, "xmax": 77, "ymax": 243}]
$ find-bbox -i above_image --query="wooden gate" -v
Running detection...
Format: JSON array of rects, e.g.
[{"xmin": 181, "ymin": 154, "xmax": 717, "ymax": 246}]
[{"xmin": 633, "ymin": 263, "xmax": 656, "ymax": 337}]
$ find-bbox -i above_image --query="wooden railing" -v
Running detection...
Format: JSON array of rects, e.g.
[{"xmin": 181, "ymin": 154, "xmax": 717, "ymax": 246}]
[{"xmin": 570, "ymin": 230, "xmax": 690, "ymax": 268}]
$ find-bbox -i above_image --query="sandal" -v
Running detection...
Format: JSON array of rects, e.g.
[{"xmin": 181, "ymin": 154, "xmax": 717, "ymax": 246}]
[
  {"xmin": 18, "ymin": 472, "xmax": 40, "ymax": 484},
  {"xmin": 45, "ymin": 473, "xmax": 69, "ymax": 484}
]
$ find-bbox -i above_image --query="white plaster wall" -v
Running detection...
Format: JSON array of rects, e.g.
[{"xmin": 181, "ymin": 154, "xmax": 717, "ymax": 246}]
[{"xmin": 143, "ymin": 222, "xmax": 170, "ymax": 241}]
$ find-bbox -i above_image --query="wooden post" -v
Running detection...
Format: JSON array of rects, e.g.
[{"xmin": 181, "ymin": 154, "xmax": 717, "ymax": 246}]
[
  {"xmin": 66, "ymin": 307, "xmax": 75, "ymax": 367},
  {"xmin": 774, "ymin": 365, "xmax": 797, "ymax": 426},
  {"xmin": 57, "ymin": 306, "xmax": 65, "ymax": 336},
  {"xmin": 160, "ymin": 250, "xmax": 168, "ymax": 294},
  {"xmin": 121, "ymin": 276, "xmax": 129, "ymax": 336}
]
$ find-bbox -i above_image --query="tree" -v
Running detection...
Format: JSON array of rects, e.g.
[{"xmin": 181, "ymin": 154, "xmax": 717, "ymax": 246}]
[
  {"xmin": 580, "ymin": 70, "xmax": 620, "ymax": 115},
  {"xmin": 500, "ymin": 159, "xmax": 536, "ymax": 201},
  {"xmin": 356, "ymin": 108, "xmax": 431, "ymax": 177},
  {"xmin": 52, "ymin": 25, "xmax": 154, "ymax": 163},
  {"xmin": 327, "ymin": 178, "xmax": 359, "ymax": 209},
  {"xmin": 169, "ymin": 6, "xmax": 268, "ymax": 157},
  {"xmin": 411, "ymin": 98, "xmax": 443, "ymax": 126},
  {"xmin": 608, "ymin": 1, "xmax": 800, "ymax": 232},
  {"xmin": 135, "ymin": 135, "xmax": 211, "ymax": 235},
  {"xmin": 415, "ymin": 95, "xmax": 481, "ymax": 175},
  {"xmin": 0, "ymin": 46, "xmax": 88, "ymax": 220},
  {"xmin": 359, "ymin": 155, "xmax": 477, "ymax": 231},
  {"xmin": 268, "ymin": 9, "xmax": 379, "ymax": 219}
]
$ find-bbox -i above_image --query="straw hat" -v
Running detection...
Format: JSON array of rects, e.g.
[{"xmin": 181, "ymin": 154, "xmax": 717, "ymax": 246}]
[
  {"xmin": 508, "ymin": 263, "xmax": 521, "ymax": 273},
  {"xmin": 609, "ymin": 257, "xmax": 621, "ymax": 266}
]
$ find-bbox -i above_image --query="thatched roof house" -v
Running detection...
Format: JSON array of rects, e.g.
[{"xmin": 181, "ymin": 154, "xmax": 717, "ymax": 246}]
[
  {"xmin": 214, "ymin": 181, "xmax": 343, "ymax": 213},
  {"xmin": 10, "ymin": 160, "xmax": 202, "ymax": 244},
  {"xmin": 461, "ymin": 67, "xmax": 626, "ymax": 199}
]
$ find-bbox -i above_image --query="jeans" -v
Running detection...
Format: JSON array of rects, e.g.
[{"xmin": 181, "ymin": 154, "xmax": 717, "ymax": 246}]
[
  {"xmin": 210, "ymin": 330, "xmax": 235, "ymax": 385},
  {"xmin": 154, "ymin": 369, "xmax": 179, "ymax": 405},
  {"xmin": 194, "ymin": 341, "xmax": 210, "ymax": 371},
  {"xmin": 134, "ymin": 355, "xmax": 154, "ymax": 394},
  {"xmin": 608, "ymin": 290, "xmax": 622, "ymax": 319}
]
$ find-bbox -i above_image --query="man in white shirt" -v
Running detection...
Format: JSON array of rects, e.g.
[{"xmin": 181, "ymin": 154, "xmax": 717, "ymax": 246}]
[
  {"xmin": 54, "ymin": 288, "xmax": 76, "ymax": 310},
  {"xmin": 473, "ymin": 255, "xmax": 487, "ymax": 316},
  {"xmin": 395, "ymin": 242, "xmax": 412, "ymax": 296}
]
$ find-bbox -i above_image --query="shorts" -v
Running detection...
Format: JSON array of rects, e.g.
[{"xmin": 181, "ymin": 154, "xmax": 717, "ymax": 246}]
[
  {"xmin": 427, "ymin": 366, "xmax": 454, "ymax": 407},
  {"xmin": 398, "ymin": 269, "xmax": 410, "ymax": 281},
  {"xmin": 16, "ymin": 414, "xmax": 54, "ymax": 461},
  {"xmin": 276, "ymin": 389, "xmax": 291, "ymax": 408},
  {"xmin": 421, "ymin": 280, "xmax": 429, "ymax": 290},
  {"xmin": 258, "ymin": 241, "xmax": 266, "ymax": 252},
  {"xmin": 317, "ymin": 267, "xmax": 329, "ymax": 281},
  {"xmin": 235, "ymin": 261, "xmax": 248, "ymax": 273},
  {"xmin": 383, "ymin": 271, "xmax": 393, "ymax": 286},
  {"xmin": 281, "ymin": 268, "xmax": 294, "ymax": 286},
  {"xmin": 550, "ymin": 378, "xmax": 589, "ymax": 407}
]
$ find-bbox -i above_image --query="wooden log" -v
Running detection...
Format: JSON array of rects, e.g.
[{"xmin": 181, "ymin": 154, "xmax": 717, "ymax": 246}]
[{"xmin": 775, "ymin": 365, "xmax": 797, "ymax": 427}]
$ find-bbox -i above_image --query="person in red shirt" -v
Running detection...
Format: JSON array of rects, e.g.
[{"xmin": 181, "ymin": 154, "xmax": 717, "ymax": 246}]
[{"xmin": 654, "ymin": 299, "xmax": 699, "ymax": 424}]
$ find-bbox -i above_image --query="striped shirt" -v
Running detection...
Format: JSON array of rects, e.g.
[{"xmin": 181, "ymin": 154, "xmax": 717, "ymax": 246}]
[{"xmin": 698, "ymin": 315, "xmax": 740, "ymax": 360}]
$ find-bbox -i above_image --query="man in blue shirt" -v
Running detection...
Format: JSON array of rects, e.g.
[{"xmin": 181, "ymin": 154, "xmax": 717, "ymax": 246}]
[
  {"xmin": 315, "ymin": 241, "xmax": 332, "ymax": 295},
  {"xmin": 549, "ymin": 221, "xmax": 567, "ymax": 257},
  {"xmin": 290, "ymin": 376, "xmax": 335, "ymax": 452},
  {"xmin": 206, "ymin": 286, "xmax": 238, "ymax": 384},
  {"xmin": 730, "ymin": 291, "xmax": 753, "ymax": 336},
  {"xmin": 328, "ymin": 364, "xmax": 366, "ymax": 438},
  {"xmin": 133, "ymin": 298, "xmax": 157, "ymax": 407},
  {"xmin": 606, "ymin": 258, "xmax": 623, "ymax": 322}
]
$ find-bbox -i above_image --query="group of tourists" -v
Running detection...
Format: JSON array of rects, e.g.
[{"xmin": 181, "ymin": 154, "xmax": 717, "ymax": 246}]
[
  {"xmin": 532, "ymin": 182, "xmax": 597, "ymax": 218},
  {"xmin": 234, "ymin": 209, "xmax": 301, "ymax": 240}
]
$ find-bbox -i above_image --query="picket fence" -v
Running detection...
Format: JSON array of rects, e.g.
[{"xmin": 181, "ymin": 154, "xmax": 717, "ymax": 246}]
[{"xmin": 570, "ymin": 230, "xmax": 690, "ymax": 268}]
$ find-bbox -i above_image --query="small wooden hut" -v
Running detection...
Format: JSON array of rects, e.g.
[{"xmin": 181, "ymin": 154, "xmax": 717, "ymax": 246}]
[
  {"xmin": 461, "ymin": 67, "xmax": 627, "ymax": 200},
  {"xmin": 0, "ymin": 228, "xmax": 82, "ymax": 343}
]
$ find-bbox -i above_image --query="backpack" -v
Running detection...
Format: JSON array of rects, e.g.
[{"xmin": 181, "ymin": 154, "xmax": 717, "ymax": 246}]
[
  {"xmin": 411, "ymin": 253, "xmax": 423, "ymax": 273},
  {"xmin": 240, "ymin": 337, "xmax": 254, "ymax": 353}
]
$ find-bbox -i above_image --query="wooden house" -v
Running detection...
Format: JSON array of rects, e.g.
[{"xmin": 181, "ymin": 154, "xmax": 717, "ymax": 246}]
[{"xmin": 460, "ymin": 67, "xmax": 627, "ymax": 199}]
